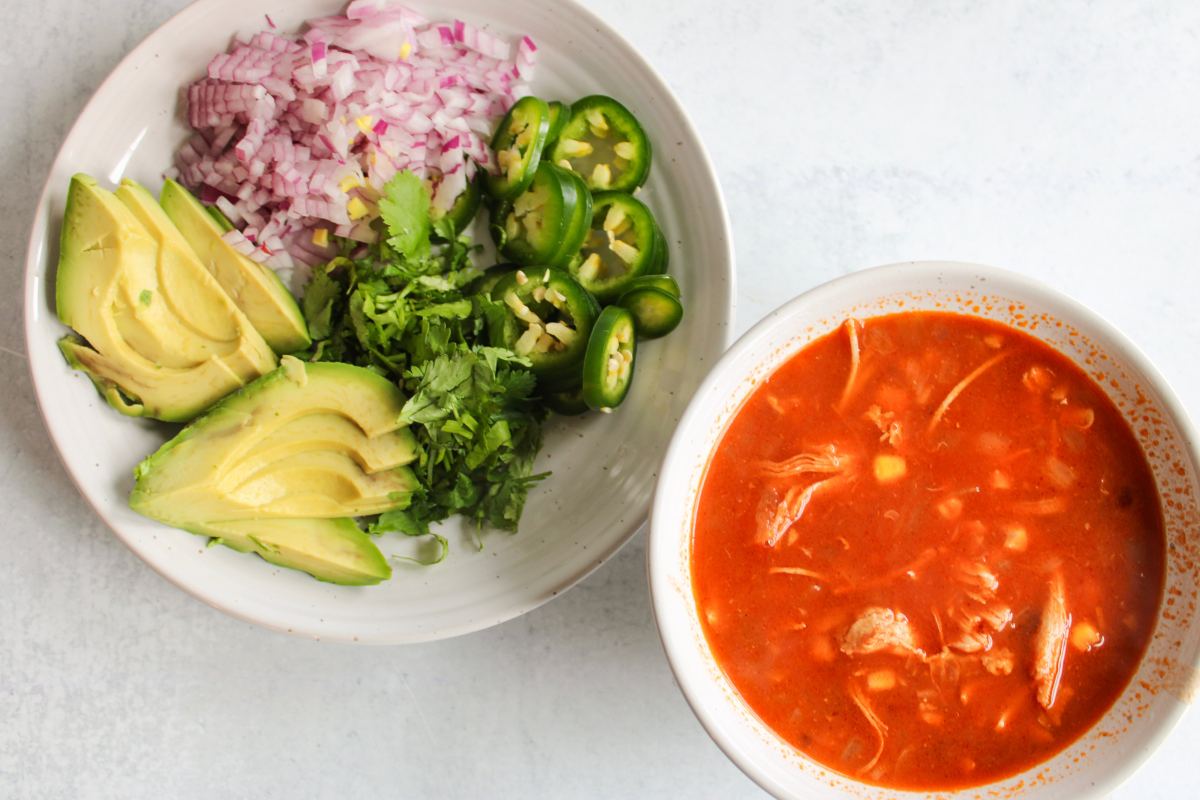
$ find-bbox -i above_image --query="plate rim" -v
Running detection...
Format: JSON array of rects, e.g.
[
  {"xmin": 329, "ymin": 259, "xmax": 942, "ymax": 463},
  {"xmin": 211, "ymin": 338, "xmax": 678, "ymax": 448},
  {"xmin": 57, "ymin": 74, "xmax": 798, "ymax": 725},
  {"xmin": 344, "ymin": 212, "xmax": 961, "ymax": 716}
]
[{"xmin": 22, "ymin": 0, "xmax": 737, "ymax": 643}]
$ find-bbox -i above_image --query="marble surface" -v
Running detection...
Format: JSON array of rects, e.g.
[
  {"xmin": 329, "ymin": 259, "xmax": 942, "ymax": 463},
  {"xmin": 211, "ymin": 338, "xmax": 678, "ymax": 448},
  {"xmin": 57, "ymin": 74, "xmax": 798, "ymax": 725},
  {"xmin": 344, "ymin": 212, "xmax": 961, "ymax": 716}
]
[{"xmin": 2, "ymin": 0, "xmax": 1197, "ymax": 797}]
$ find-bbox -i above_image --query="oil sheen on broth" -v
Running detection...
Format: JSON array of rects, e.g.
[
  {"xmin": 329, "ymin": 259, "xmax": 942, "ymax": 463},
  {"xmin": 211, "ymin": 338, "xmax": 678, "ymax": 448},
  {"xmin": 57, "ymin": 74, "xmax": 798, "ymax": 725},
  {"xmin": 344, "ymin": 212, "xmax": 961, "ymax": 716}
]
[{"xmin": 691, "ymin": 312, "xmax": 1165, "ymax": 791}]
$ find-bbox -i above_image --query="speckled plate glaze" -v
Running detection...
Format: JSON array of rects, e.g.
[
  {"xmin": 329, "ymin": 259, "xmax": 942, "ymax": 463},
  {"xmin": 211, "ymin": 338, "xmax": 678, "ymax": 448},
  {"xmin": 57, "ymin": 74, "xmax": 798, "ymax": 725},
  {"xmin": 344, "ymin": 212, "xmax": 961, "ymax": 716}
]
[
  {"xmin": 22, "ymin": 0, "xmax": 734, "ymax": 643},
  {"xmin": 649, "ymin": 262, "xmax": 1199, "ymax": 799}
]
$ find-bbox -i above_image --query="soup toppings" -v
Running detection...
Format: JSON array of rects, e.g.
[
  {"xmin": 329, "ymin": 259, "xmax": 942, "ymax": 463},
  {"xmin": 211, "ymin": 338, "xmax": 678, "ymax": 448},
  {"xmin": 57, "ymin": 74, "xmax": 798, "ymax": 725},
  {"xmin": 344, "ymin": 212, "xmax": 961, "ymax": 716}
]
[{"xmin": 691, "ymin": 312, "xmax": 1165, "ymax": 790}]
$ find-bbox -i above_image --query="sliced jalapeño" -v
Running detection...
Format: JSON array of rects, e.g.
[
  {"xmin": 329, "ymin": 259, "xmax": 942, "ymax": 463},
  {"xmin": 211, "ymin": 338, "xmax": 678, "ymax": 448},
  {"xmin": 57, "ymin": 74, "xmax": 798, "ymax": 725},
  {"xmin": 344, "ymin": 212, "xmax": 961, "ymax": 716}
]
[
  {"xmin": 473, "ymin": 263, "xmax": 518, "ymax": 297},
  {"xmin": 623, "ymin": 274, "xmax": 680, "ymax": 298},
  {"xmin": 543, "ymin": 384, "xmax": 589, "ymax": 416},
  {"xmin": 570, "ymin": 192, "xmax": 661, "ymax": 302},
  {"xmin": 650, "ymin": 221, "xmax": 669, "ymax": 274},
  {"xmin": 433, "ymin": 177, "xmax": 482, "ymax": 237},
  {"xmin": 494, "ymin": 163, "xmax": 589, "ymax": 267},
  {"xmin": 545, "ymin": 100, "xmax": 569, "ymax": 149},
  {"xmin": 582, "ymin": 306, "xmax": 637, "ymax": 412},
  {"xmin": 486, "ymin": 96, "xmax": 551, "ymax": 200},
  {"xmin": 618, "ymin": 285, "xmax": 683, "ymax": 340},
  {"xmin": 549, "ymin": 168, "xmax": 593, "ymax": 266},
  {"xmin": 550, "ymin": 95, "xmax": 651, "ymax": 193},
  {"xmin": 489, "ymin": 267, "xmax": 599, "ymax": 380}
]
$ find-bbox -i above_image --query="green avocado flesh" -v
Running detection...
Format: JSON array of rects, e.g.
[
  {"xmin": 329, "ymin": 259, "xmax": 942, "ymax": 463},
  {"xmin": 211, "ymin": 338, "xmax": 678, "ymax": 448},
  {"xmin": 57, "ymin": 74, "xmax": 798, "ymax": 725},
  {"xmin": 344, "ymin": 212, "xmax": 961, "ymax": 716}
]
[
  {"xmin": 187, "ymin": 518, "xmax": 392, "ymax": 586},
  {"xmin": 54, "ymin": 174, "xmax": 277, "ymax": 422},
  {"xmin": 130, "ymin": 357, "xmax": 417, "ymax": 585},
  {"xmin": 160, "ymin": 179, "xmax": 311, "ymax": 355}
]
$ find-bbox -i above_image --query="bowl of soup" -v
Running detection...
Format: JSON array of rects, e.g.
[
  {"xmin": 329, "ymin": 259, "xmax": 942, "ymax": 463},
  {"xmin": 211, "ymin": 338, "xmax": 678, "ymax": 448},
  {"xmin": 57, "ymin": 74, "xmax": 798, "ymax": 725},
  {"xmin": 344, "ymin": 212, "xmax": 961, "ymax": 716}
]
[{"xmin": 649, "ymin": 261, "xmax": 1200, "ymax": 799}]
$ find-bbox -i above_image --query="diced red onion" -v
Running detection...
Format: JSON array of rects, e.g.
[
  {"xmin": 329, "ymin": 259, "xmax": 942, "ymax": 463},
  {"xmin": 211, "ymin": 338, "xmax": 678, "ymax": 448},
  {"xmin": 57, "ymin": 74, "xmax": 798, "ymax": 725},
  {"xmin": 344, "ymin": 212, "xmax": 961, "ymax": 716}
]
[{"xmin": 174, "ymin": 1, "xmax": 534, "ymax": 292}]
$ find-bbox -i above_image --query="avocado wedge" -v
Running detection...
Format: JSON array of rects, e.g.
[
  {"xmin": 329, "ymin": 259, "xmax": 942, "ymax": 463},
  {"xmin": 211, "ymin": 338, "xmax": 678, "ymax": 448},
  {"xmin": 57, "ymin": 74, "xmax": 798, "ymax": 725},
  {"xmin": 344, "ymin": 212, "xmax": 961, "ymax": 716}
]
[
  {"xmin": 160, "ymin": 179, "xmax": 311, "ymax": 355},
  {"xmin": 130, "ymin": 357, "xmax": 417, "ymax": 585},
  {"xmin": 187, "ymin": 518, "xmax": 392, "ymax": 586},
  {"xmin": 55, "ymin": 175, "xmax": 277, "ymax": 422}
]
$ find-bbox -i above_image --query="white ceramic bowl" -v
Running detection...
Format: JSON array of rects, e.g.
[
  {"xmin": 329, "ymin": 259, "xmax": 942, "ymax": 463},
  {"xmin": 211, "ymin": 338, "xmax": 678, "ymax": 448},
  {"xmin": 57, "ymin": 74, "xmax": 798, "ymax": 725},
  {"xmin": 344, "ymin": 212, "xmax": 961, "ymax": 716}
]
[
  {"xmin": 23, "ymin": 0, "xmax": 734, "ymax": 643},
  {"xmin": 649, "ymin": 262, "xmax": 1200, "ymax": 799}
]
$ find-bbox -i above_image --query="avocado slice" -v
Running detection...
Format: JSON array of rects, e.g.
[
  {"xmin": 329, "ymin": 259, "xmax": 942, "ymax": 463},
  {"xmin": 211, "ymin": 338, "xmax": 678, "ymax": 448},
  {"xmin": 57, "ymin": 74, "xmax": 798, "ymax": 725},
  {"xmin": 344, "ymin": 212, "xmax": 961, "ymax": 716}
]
[
  {"xmin": 55, "ymin": 175, "xmax": 277, "ymax": 422},
  {"xmin": 187, "ymin": 518, "xmax": 391, "ymax": 586},
  {"xmin": 130, "ymin": 356, "xmax": 417, "ymax": 584},
  {"xmin": 160, "ymin": 179, "xmax": 311, "ymax": 355}
]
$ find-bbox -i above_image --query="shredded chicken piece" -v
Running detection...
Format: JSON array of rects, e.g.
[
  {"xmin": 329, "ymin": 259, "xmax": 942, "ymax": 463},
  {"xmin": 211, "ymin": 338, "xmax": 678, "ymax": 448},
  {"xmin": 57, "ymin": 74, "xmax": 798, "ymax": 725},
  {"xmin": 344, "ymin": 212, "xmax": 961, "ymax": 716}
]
[
  {"xmin": 944, "ymin": 626, "xmax": 990, "ymax": 653},
  {"xmin": 1022, "ymin": 365, "xmax": 1055, "ymax": 393},
  {"xmin": 927, "ymin": 351, "xmax": 1010, "ymax": 433},
  {"xmin": 942, "ymin": 560, "xmax": 1011, "ymax": 654},
  {"xmin": 921, "ymin": 609, "xmax": 965, "ymax": 691},
  {"xmin": 953, "ymin": 559, "xmax": 999, "ymax": 603},
  {"xmin": 1011, "ymin": 496, "xmax": 1068, "ymax": 515},
  {"xmin": 975, "ymin": 603, "xmax": 1013, "ymax": 631},
  {"xmin": 865, "ymin": 404, "xmax": 902, "ymax": 446},
  {"xmin": 930, "ymin": 607, "xmax": 946, "ymax": 646},
  {"xmin": 848, "ymin": 681, "xmax": 888, "ymax": 775},
  {"xmin": 841, "ymin": 608, "xmax": 923, "ymax": 657},
  {"xmin": 982, "ymin": 648, "xmax": 1016, "ymax": 676},
  {"xmin": 759, "ymin": 445, "xmax": 846, "ymax": 478},
  {"xmin": 754, "ymin": 479, "xmax": 835, "ymax": 547},
  {"xmin": 754, "ymin": 445, "xmax": 850, "ymax": 546},
  {"xmin": 837, "ymin": 318, "xmax": 862, "ymax": 411},
  {"xmin": 1033, "ymin": 573, "xmax": 1071, "ymax": 711},
  {"xmin": 924, "ymin": 648, "xmax": 962, "ymax": 694},
  {"xmin": 769, "ymin": 566, "xmax": 829, "ymax": 581}
]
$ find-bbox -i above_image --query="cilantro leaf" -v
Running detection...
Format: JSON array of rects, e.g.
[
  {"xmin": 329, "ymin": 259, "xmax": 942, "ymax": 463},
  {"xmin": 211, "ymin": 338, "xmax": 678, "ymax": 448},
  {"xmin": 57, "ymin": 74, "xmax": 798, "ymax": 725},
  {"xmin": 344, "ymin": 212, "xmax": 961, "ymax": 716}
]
[
  {"xmin": 302, "ymin": 267, "xmax": 342, "ymax": 340},
  {"xmin": 378, "ymin": 171, "xmax": 431, "ymax": 259}
]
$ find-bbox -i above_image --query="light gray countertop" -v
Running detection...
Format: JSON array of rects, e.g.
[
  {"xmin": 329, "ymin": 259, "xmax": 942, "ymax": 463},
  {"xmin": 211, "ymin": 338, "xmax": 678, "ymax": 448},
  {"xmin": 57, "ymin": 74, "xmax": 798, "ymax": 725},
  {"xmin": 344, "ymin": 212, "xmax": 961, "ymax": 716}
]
[{"xmin": 2, "ymin": 1, "xmax": 1197, "ymax": 797}]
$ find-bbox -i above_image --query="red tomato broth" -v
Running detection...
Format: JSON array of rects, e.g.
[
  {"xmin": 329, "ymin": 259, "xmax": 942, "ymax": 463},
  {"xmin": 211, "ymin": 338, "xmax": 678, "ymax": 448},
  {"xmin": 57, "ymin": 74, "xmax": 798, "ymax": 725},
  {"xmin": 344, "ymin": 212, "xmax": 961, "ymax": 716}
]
[{"xmin": 691, "ymin": 311, "xmax": 1165, "ymax": 791}]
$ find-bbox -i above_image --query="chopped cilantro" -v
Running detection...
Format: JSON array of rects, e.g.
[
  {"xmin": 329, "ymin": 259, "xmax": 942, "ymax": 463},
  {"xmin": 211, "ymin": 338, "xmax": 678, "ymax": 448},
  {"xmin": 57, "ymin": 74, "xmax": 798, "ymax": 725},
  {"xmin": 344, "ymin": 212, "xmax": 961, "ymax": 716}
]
[
  {"xmin": 139, "ymin": 289, "xmax": 153, "ymax": 306},
  {"xmin": 301, "ymin": 171, "xmax": 547, "ymax": 547}
]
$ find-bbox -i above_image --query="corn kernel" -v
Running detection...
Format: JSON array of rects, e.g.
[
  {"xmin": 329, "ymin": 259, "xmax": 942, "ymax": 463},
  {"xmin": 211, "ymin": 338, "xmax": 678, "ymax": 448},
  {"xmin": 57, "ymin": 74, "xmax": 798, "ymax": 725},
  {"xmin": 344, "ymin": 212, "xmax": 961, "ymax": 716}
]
[
  {"xmin": 1063, "ymin": 406, "xmax": 1095, "ymax": 429},
  {"xmin": 990, "ymin": 469, "xmax": 1012, "ymax": 490},
  {"xmin": 937, "ymin": 497, "xmax": 964, "ymax": 520},
  {"xmin": 1070, "ymin": 621, "xmax": 1103, "ymax": 652},
  {"xmin": 867, "ymin": 669, "xmax": 896, "ymax": 691},
  {"xmin": 1002, "ymin": 523, "xmax": 1028, "ymax": 552},
  {"xmin": 873, "ymin": 454, "xmax": 907, "ymax": 484},
  {"xmin": 346, "ymin": 196, "xmax": 370, "ymax": 220}
]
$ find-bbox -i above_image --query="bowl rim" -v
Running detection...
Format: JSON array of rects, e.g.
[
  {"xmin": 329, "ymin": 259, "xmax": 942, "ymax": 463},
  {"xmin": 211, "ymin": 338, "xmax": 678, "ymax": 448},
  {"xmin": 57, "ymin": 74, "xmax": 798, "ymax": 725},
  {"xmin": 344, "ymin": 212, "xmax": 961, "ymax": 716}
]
[
  {"xmin": 22, "ymin": 0, "xmax": 737, "ymax": 643},
  {"xmin": 647, "ymin": 259, "xmax": 1200, "ymax": 798}
]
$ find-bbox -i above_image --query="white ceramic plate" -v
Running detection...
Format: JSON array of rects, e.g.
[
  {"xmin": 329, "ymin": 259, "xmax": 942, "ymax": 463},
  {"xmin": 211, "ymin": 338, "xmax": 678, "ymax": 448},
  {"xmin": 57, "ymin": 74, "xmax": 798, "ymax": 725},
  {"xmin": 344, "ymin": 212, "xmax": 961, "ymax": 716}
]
[
  {"xmin": 23, "ymin": 0, "xmax": 734, "ymax": 643},
  {"xmin": 649, "ymin": 262, "xmax": 1200, "ymax": 799}
]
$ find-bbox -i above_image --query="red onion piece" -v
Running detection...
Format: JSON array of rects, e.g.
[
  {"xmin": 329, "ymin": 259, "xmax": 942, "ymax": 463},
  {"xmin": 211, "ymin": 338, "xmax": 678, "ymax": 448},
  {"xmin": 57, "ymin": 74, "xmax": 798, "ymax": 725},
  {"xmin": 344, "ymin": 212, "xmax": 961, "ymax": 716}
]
[{"xmin": 175, "ymin": 1, "xmax": 535, "ymax": 291}]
